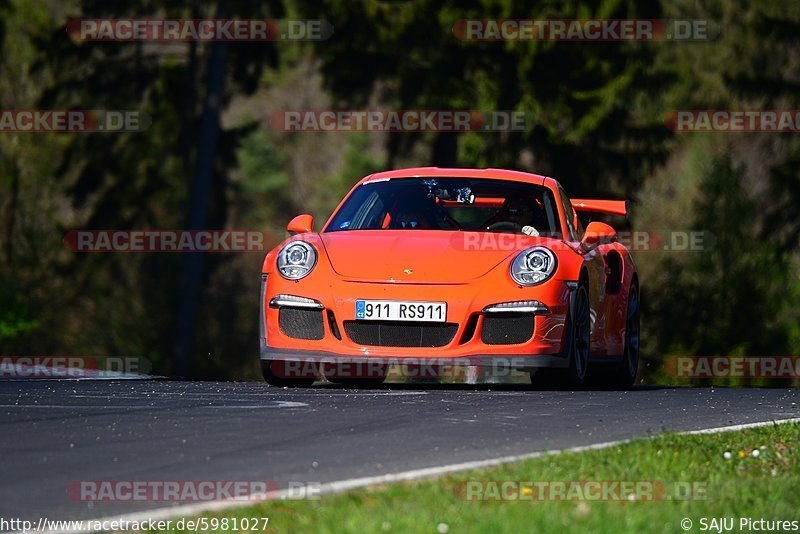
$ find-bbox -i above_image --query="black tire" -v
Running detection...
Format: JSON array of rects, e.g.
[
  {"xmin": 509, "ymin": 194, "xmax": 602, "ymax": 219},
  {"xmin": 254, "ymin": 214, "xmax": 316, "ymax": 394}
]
[
  {"xmin": 322, "ymin": 362, "xmax": 388, "ymax": 387},
  {"xmin": 533, "ymin": 281, "xmax": 590, "ymax": 389},
  {"xmin": 261, "ymin": 359, "xmax": 317, "ymax": 387},
  {"xmin": 596, "ymin": 282, "xmax": 640, "ymax": 388}
]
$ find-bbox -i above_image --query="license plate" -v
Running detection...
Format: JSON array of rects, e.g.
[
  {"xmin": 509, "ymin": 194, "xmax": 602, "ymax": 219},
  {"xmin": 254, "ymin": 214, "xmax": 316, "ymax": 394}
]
[{"xmin": 355, "ymin": 300, "xmax": 447, "ymax": 322}]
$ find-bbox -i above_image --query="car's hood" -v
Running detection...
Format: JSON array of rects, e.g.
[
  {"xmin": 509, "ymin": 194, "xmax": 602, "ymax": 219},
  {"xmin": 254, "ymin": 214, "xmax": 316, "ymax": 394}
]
[{"xmin": 320, "ymin": 230, "xmax": 549, "ymax": 284}]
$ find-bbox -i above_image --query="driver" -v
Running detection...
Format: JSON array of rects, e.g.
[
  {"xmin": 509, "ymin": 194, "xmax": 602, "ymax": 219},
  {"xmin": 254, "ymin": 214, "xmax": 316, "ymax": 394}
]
[
  {"xmin": 391, "ymin": 193, "xmax": 436, "ymax": 229},
  {"xmin": 486, "ymin": 196, "xmax": 540, "ymax": 232},
  {"xmin": 396, "ymin": 208, "xmax": 426, "ymax": 229},
  {"xmin": 504, "ymin": 197, "xmax": 536, "ymax": 227}
]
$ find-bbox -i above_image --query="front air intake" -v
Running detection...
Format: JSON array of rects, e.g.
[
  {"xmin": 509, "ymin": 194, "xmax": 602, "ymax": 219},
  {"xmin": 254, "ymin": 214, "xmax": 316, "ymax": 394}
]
[
  {"xmin": 481, "ymin": 314, "xmax": 534, "ymax": 345},
  {"xmin": 279, "ymin": 308, "xmax": 325, "ymax": 340},
  {"xmin": 344, "ymin": 321, "xmax": 458, "ymax": 347}
]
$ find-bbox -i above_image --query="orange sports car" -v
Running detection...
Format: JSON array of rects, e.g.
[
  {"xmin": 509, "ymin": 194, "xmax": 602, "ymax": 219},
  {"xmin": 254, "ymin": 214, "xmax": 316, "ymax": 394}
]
[{"xmin": 259, "ymin": 168, "xmax": 639, "ymax": 388}]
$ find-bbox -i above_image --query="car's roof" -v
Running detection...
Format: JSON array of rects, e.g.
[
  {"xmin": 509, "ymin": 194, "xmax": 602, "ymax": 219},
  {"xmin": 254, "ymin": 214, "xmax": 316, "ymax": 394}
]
[{"xmin": 360, "ymin": 167, "xmax": 558, "ymax": 189}]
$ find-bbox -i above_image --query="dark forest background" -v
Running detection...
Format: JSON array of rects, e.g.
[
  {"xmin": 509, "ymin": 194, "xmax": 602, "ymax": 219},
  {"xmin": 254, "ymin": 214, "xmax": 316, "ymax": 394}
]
[{"xmin": 1, "ymin": 0, "xmax": 798, "ymax": 382}]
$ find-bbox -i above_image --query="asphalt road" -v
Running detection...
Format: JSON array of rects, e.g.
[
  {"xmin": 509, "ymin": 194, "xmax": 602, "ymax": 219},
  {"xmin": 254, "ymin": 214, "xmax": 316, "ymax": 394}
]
[{"xmin": 0, "ymin": 380, "xmax": 798, "ymax": 523}]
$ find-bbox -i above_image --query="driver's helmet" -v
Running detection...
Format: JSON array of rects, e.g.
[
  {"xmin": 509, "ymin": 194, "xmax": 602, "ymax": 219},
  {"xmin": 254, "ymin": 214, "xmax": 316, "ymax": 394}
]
[
  {"xmin": 396, "ymin": 209, "xmax": 424, "ymax": 228},
  {"xmin": 392, "ymin": 194, "xmax": 434, "ymax": 229},
  {"xmin": 501, "ymin": 196, "xmax": 535, "ymax": 226}
]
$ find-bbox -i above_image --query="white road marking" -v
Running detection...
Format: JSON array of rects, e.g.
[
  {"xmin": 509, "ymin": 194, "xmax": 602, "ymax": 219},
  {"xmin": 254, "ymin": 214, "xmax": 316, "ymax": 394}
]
[
  {"xmin": 683, "ymin": 417, "xmax": 800, "ymax": 435},
  {"xmin": 0, "ymin": 401, "xmax": 309, "ymax": 409},
  {"xmin": 0, "ymin": 405, "xmax": 154, "ymax": 409},
  {"xmin": 18, "ymin": 416, "xmax": 800, "ymax": 534},
  {"xmin": 314, "ymin": 390, "xmax": 429, "ymax": 396},
  {"xmin": 194, "ymin": 401, "xmax": 310, "ymax": 409},
  {"xmin": 58, "ymin": 390, "xmax": 428, "ymax": 400}
]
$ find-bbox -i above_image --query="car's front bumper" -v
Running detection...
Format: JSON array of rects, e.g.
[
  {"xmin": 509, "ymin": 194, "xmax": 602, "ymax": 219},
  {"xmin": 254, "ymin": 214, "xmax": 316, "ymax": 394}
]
[
  {"xmin": 260, "ymin": 344, "xmax": 568, "ymax": 369},
  {"xmin": 260, "ymin": 272, "xmax": 574, "ymax": 368}
]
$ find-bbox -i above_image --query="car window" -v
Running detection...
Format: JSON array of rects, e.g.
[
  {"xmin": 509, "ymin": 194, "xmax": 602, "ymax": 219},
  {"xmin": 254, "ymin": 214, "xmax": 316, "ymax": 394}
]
[
  {"xmin": 559, "ymin": 187, "xmax": 583, "ymax": 241},
  {"xmin": 326, "ymin": 178, "xmax": 562, "ymax": 238}
]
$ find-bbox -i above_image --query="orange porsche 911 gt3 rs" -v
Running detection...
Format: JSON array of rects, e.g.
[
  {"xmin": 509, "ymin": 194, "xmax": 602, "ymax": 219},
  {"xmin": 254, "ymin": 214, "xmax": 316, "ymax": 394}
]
[{"xmin": 259, "ymin": 168, "xmax": 639, "ymax": 388}]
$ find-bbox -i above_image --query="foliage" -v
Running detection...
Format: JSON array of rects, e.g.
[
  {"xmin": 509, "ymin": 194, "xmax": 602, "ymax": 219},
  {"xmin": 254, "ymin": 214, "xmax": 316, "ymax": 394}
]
[
  {"xmin": 0, "ymin": 0, "xmax": 798, "ymax": 380},
  {"xmin": 152, "ymin": 423, "xmax": 800, "ymax": 533}
]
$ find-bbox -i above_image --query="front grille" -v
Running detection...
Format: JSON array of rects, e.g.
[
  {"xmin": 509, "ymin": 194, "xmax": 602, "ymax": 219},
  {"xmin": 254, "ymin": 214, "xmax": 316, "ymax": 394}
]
[
  {"xmin": 344, "ymin": 321, "xmax": 458, "ymax": 347},
  {"xmin": 481, "ymin": 314, "xmax": 535, "ymax": 345},
  {"xmin": 279, "ymin": 308, "xmax": 325, "ymax": 340}
]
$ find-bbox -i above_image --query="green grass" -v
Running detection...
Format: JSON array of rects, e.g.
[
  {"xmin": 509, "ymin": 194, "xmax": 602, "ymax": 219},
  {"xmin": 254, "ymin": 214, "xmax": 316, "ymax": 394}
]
[{"xmin": 155, "ymin": 423, "xmax": 800, "ymax": 534}]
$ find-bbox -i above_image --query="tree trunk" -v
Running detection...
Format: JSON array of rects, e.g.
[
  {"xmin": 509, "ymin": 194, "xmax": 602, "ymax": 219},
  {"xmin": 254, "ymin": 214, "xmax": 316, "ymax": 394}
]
[{"xmin": 173, "ymin": 5, "xmax": 227, "ymax": 378}]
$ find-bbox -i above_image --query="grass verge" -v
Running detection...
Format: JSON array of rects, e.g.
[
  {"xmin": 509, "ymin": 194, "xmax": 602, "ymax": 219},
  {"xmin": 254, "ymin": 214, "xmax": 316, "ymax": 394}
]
[{"xmin": 155, "ymin": 422, "xmax": 799, "ymax": 534}]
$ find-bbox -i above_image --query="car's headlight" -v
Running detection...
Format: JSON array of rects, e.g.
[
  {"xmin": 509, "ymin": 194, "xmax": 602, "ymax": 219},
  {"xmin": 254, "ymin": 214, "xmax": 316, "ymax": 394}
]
[
  {"xmin": 510, "ymin": 246, "xmax": 557, "ymax": 286},
  {"xmin": 277, "ymin": 241, "xmax": 317, "ymax": 280}
]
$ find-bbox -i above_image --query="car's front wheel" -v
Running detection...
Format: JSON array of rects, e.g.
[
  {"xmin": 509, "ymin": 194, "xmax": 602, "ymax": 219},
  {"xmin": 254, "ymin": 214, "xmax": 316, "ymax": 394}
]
[
  {"xmin": 533, "ymin": 280, "xmax": 590, "ymax": 389},
  {"xmin": 261, "ymin": 360, "xmax": 317, "ymax": 387}
]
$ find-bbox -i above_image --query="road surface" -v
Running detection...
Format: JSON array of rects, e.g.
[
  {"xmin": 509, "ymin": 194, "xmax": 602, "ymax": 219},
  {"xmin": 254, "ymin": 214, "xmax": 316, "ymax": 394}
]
[{"xmin": 0, "ymin": 380, "xmax": 797, "ymax": 523}]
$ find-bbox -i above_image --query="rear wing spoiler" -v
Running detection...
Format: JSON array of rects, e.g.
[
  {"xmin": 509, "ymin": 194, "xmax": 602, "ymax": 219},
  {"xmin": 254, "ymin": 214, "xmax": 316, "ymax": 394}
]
[{"xmin": 571, "ymin": 199, "xmax": 629, "ymax": 217}]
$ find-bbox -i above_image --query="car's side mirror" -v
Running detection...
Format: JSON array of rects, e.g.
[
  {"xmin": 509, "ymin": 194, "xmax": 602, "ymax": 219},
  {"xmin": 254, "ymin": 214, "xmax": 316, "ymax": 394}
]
[
  {"xmin": 581, "ymin": 221, "xmax": 617, "ymax": 251},
  {"xmin": 287, "ymin": 214, "xmax": 314, "ymax": 235}
]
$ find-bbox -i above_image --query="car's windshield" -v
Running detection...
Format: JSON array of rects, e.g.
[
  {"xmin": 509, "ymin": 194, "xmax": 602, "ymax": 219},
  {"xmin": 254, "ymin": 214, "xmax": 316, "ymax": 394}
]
[{"xmin": 325, "ymin": 178, "xmax": 561, "ymax": 237}]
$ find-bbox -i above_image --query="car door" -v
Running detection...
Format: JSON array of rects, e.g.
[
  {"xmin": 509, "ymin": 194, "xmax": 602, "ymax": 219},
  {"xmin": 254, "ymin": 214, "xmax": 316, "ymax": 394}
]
[{"xmin": 559, "ymin": 188, "xmax": 607, "ymax": 354}]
